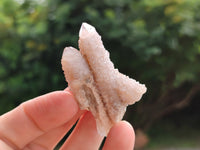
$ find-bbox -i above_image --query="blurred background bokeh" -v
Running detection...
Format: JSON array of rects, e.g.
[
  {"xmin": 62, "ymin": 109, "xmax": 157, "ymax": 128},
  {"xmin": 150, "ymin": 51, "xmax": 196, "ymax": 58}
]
[{"xmin": 0, "ymin": 0, "xmax": 200, "ymax": 149}]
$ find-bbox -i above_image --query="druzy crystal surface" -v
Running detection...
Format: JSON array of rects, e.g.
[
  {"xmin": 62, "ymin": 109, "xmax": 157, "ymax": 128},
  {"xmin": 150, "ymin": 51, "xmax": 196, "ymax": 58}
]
[{"xmin": 61, "ymin": 23, "xmax": 147, "ymax": 136}]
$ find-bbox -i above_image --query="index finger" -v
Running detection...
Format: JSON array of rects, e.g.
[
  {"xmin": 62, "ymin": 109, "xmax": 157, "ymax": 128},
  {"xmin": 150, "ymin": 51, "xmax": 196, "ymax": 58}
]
[{"xmin": 0, "ymin": 90, "xmax": 78, "ymax": 149}]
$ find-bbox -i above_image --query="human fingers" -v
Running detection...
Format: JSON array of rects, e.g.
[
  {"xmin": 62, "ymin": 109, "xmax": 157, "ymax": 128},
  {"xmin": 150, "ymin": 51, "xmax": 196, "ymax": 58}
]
[
  {"xmin": 60, "ymin": 111, "xmax": 103, "ymax": 150},
  {"xmin": 102, "ymin": 121, "xmax": 135, "ymax": 150},
  {"xmin": 25, "ymin": 110, "xmax": 85, "ymax": 150},
  {"xmin": 0, "ymin": 90, "xmax": 78, "ymax": 149},
  {"xmin": 0, "ymin": 140, "xmax": 13, "ymax": 150}
]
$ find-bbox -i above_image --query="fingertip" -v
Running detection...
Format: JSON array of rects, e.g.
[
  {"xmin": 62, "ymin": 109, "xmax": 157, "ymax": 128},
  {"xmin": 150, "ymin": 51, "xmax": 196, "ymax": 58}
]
[
  {"xmin": 108, "ymin": 121, "xmax": 135, "ymax": 138},
  {"xmin": 59, "ymin": 90, "xmax": 79, "ymax": 115},
  {"xmin": 73, "ymin": 111, "xmax": 99, "ymax": 137},
  {"xmin": 64, "ymin": 87, "xmax": 70, "ymax": 92},
  {"xmin": 103, "ymin": 121, "xmax": 135, "ymax": 150},
  {"xmin": 61, "ymin": 111, "xmax": 103, "ymax": 150},
  {"xmin": 23, "ymin": 90, "xmax": 79, "ymax": 131},
  {"xmin": 117, "ymin": 121, "xmax": 135, "ymax": 139}
]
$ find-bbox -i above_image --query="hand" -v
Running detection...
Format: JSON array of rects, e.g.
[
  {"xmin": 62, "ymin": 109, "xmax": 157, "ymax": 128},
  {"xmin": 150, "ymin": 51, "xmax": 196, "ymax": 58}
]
[{"xmin": 0, "ymin": 89, "xmax": 135, "ymax": 150}]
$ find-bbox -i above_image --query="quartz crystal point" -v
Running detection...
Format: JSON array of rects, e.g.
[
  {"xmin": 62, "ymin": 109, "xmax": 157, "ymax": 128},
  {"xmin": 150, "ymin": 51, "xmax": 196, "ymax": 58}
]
[{"xmin": 61, "ymin": 22, "xmax": 147, "ymax": 136}]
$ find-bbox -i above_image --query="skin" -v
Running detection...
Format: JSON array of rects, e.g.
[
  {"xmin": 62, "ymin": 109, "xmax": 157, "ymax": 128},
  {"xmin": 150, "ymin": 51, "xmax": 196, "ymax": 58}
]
[{"xmin": 0, "ymin": 89, "xmax": 135, "ymax": 150}]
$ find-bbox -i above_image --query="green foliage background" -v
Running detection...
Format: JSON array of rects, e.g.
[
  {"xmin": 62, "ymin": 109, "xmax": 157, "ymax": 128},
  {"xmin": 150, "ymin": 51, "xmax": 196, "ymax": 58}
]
[{"xmin": 0, "ymin": 0, "xmax": 200, "ymax": 130}]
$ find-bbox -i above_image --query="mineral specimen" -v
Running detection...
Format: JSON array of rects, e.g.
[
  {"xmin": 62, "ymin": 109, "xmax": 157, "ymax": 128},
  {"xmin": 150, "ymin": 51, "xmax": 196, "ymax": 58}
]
[{"xmin": 61, "ymin": 23, "xmax": 147, "ymax": 136}]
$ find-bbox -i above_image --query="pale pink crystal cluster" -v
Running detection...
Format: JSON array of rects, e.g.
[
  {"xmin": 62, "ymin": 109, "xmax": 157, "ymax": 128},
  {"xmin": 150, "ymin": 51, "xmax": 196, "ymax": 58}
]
[{"xmin": 61, "ymin": 23, "xmax": 147, "ymax": 136}]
